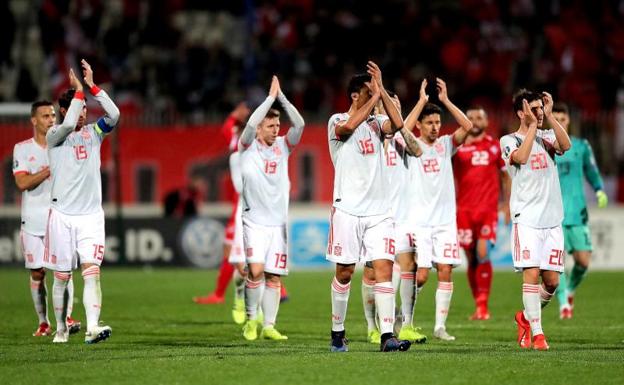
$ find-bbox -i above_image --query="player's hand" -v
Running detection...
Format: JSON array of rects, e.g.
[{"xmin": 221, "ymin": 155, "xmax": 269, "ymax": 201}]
[
  {"xmin": 542, "ymin": 91, "xmax": 554, "ymax": 117},
  {"xmin": 366, "ymin": 61, "xmax": 383, "ymax": 89},
  {"xmin": 269, "ymin": 75, "xmax": 280, "ymax": 98},
  {"xmin": 436, "ymin": 78, "xmax": 449, "ymax": 103},
  {"xmin": 367, "ymin": 78, "xmax": 381, "ymax": 97},
  {"xmin": 596, "ymin": 190, "xmax": 608, "ymax": 208},
  {"xmin": 419, "ymin": 79, "xmax": 429, "ymax": 102},
  {"xmin": 81, "ymin": 59, "xmax": 95, "ymax": 88},
  {"xmin": 68, "ymin": 68, "xmax": 83, "ymax": 91},
  {"xmin": 522, "ymin": 99, "xmax": 537, "ymax": 126}
]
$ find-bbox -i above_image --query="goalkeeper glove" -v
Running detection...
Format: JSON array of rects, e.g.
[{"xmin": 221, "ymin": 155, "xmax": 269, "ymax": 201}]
[{"xmin": 596, "ymin": 190, "xmax": 608, "ymax": 209}]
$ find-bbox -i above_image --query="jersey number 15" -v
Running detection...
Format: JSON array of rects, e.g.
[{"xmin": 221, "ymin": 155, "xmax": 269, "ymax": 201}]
[{"xmin": 74, "ymin": 145, "xmax": 88, "ymax": 160}]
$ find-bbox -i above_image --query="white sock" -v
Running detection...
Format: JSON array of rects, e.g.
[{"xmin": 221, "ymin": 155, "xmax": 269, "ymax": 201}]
[
  {"xmin": 233, "ymin": 270, "xmax": 245, "ymax": 302},
  {"xmin": 331, "ymin": 277, "xmax": 350, "ymax": 332},
  {"xmin": 522, "ymin": 283, "xmax": 542, "ymax": 336},
  {"xmin": 435, "ymin": 281, "xmax": 453, "ymax": 330},
  {"xmin": 539, "ymin": 284, "xmax": 554, "ymax": 309},
  {"xmin": 30, "ymin": 277, "xmax": 48, "ymax": 324},
  {"xmin": 391, "ymin": 263, "xmax": 401, "ymax": 292},
  {"xmin": 52, "ymin": 272, "xmax": 71, "ymax": 332},
  {"xmin": 400, "ymin": 272, "xmax": 415, "ymax": 327},
  {"xmin": 374, "ymin": 281, "xmax": 395, "ymax": 335},
  {"xmin": 82, "ymin": 266, "xmax": 102, "ymax": 331},
  {"xmin": 262, "ymin": 281, "xmax": 281, "ymax": 328},
  {"xmin": 361, "ymin": 278, "xmax": 377, "ymax": 332},
  {"xmin": 67, "ymin": 276, "xmax": 74, "ymax": 318},
  {"xmin": 245, "ymin": 278, "xmax": 264, "ymax": 321}
]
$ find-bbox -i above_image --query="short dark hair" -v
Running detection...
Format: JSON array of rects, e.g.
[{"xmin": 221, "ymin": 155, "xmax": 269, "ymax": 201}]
[
  {"xmin": 466, "ymin": 105, "xmax": 486, "ymax": 113},
  {"xmin": 265, "ymin": 108, "xmax": 280, "ymax": 119},
  {"xmin": 512, "ymin": 88, "xmax": 542, "ymax": 114},
  {"xmin": 347, "ymin": 73, "xmax": 371, "ymax": 100},
  {"xmin": 31, "ymin": 100, "xmax": 53, "ymax": 116},
  {"xmin": 418, "ymin": 102, "xmax": 442, "ymax": 121},
  {"xmin": 58, "ymin": 88, "xmax": 76, "ymax": 111},
  {"xmin": 553, "ymin": 102, "xmax": 569, "ymax": 115}
]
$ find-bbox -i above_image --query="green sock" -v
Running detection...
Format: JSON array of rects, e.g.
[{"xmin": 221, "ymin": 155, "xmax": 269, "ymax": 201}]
[
  {"xmin": 556, "ymin": 271, "xmax": 569, "ymax": 308},
  {"xmin": 568, "ymin": 264, "xmax": 588, "ymax": 293}
]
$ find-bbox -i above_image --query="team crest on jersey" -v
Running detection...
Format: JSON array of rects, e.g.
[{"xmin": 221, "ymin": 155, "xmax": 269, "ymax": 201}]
[
  {"xmin": 245, "ymin": 248, "xmax": 253, "ymax": 257},
  {"xmin": 434, "ymin": 142, "xmax": 445, "ymax": 155},
  {"xmin": 81, "ymin": 130, "xmax": 91, "ymax": 139},
  {"xmin": 490, "ymin": 145, "xmax": 499, "ymax": 154},
  {"xmin": 522, "ymin": 248, "xmax": 530, "ymax": 260},
  {"xmin": 273, "ymin": 145, "xmax": 282, "ymax": 156},
  {"xmin": 28, "ymin": 156, "xmax": 36, "ymax": 162}
]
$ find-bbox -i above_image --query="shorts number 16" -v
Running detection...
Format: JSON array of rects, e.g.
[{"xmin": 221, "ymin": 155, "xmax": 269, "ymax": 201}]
[{"xmin": 383, "ymin": 238, "xmax": 395, "ymax": 255}]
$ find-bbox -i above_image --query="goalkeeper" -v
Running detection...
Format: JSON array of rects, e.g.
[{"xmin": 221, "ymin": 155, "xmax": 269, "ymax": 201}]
[{"xmin": 551, "ymin": 102, "xmax": 608, "ymax": 319}]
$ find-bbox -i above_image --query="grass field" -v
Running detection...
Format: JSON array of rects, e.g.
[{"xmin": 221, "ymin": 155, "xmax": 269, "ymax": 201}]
[{"xmin": 0, "ymin": 268, "xmax": 623, "ymax": 385}]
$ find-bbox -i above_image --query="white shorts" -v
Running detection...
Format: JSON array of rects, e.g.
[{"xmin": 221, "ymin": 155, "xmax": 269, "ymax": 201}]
[
  {"xmin": 228, "ymin": 207, "xmax": 245, "ymax": 264},
  {"xmin": 242, "ymin": 217, "xmax": 288, "ymax": 276},
  {"xmin": 511, "ymin": 223, "xmax": 564, "ymax": 272},
  {"xmin": 395, "ymin": 222, "xmax": 416, "ymax": 254},
  {"xmin": 21, "ymin": 230, "xmax": 45, "ymax": 269},
  {"xmin": 326, "ymin": 207, "xmax": 395, "ymax": 265},
  {"xmin": 414, "ymin": 223, "xmax": 461, "ymax": 269},
  {"xmin": 44, "ymin": 208, "xmax": 105, "ymax": 271}
]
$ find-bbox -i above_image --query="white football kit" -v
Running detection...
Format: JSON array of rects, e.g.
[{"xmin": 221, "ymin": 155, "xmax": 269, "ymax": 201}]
[
  {"xmin": 385, "ymin": 133, "xmax": 415, "ymax": 254},
  {"xmin": 45, "ymin": 89, "xmax": 119, "ymax": 271},
  {"xmin": 500, "ymin": 132, "xmax": 564, "ymax": 272},
  {"xmin": 326, "ymin": 113, "xmax": 395, "ymax": 264},
  {"xmin": 13, "ymin": 138, "xmax": 50, "ymax": 269},
  {"xmin": 227, "ymin": 151, "xmax": 245, "ymax": 264},
  {"xmin": 408, "ymin": 135, "xmax": 461, "ymax": 268}
]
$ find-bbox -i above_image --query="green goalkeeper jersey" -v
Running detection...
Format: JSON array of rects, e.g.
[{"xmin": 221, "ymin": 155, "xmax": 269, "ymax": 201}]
[{"xmin": 555, "ymin": 136, "xmax": 604, "ymax": 226}]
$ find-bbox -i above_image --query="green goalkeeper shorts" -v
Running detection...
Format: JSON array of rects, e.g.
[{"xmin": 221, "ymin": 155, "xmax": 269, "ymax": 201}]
[{"xmin": 563, "ymin": 225, "xmax": 593, "ymax": 253}]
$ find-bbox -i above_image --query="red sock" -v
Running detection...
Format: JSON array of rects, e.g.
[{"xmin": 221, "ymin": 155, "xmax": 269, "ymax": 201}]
[
  {"xmin": 475, "ymin": 260, "xmax": 492, "ymax": 307},
  {"xmin": 214, "ymin": 260, "xmax": 235, "ymax": 297},
  {"xmin": 467, "ymin": 262, "xmax": 477, "ymax": 300},
  {"xmin": 280, "ymin": 284, "xmax": 288, "ymax": 298}
]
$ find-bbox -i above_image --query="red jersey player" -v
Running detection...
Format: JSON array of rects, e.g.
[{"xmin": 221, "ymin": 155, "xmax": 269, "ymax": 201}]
[{"xmin": 453, "ymin": 107, "xmax": 510, "ymax": 320}]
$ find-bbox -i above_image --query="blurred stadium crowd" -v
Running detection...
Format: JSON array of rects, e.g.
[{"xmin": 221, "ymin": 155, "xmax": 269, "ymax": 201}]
[{"xmin": 0, "ymin": 0, "xmax": 623, "ymax": 183}]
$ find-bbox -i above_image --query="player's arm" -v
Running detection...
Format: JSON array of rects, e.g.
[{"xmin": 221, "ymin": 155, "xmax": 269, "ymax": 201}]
[
  {"xmin": 239, "ymin": 76, "xmax": 279, "ymax": 151},
  {"xmin": 278, "ymin": 90, "xmax": 305, "ymax": 149},
  {"xmin": 367, "ymin": 61, "xmax": 402, "ymax": 135},
  {"xmin": 14, "ymin": 168, "xmax": 50, "ymax": 192},
  {"xmin": 334, "ymin": 81, "xmax": 380, "ymax": 138},
  {"xmin": 46, "ymin": 69, "xmax": 85, "ymax": 146},
  {"xmin": 82, "ymin": 59, "xmax": 120, "ymax": 136},
  {"xmin": 229, "ymin": 152, "xmax": 242, "ymax": 194},
  {"xmin": 399, "ymin": 127, "xmax": 422, "ymax": 157},
  {"xmin": 510, "ymin": 100, "xmax": 538, "ymax": 165},
  {"xmin": 403, "ymin": 79, "xmax": 429, "ymax": 133},
  {"xmin": 581, "ymin": 139, "xmax": 608, "ymax": 208},
  {"xmin": 436, "ymin": 78, "xmax": 472, "ymax": 147},
  {"xmin": 543, "ymin": 92, "xmax": 571, "ymax": 153},
  {"xmin": 499, "ymin": 170, "xmax": 512, "ymax": 224}
]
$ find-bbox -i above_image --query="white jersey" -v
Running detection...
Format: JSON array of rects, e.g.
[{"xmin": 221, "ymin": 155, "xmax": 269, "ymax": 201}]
[
  {"xmin": 229, "ymin": 151, "xmax": 242, "ymax": 194},
  {"xmin": 12, "ymin": 138, "xmax": 50, "ymax": 235},
  {"xmin": 240, "ymin": 136, "xmax": 291, "ymax": 226},
  {"xmin": 385, "ymin": 132, "xmax": 411, "ymax": 223},
  {"xmin": 328, "ymin": 113, "xmax": 391, "ymax": 217},
  {"xmin": 500, "ymin": 132, "xmax": 564, "ymax": 228},
  {"xmin": 47, "ymin": 89, "xmax": 119, "ymax": 215},
  {"xmin": 407, "ymin": 134, "xmax": 457, "ymax": 226}
]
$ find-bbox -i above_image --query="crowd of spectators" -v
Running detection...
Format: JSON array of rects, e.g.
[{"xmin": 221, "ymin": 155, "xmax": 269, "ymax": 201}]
[{"xmin": 0, "ymin": 0, "xmax": 623, "ymax": 125}]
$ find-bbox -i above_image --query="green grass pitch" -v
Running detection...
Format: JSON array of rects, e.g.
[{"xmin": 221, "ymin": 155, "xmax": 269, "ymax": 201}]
[{"xmin": 1, "ymin": 268, "xmax": 623, "ymax": 385}]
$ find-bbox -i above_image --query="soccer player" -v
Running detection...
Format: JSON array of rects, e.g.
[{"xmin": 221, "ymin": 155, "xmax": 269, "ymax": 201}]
[
  {"xmin": 551, "ymin": 102, "xmax": 607, "ymax": 319},
  {"xmin": 45, "ymin": 60, "xmax": 120, "ymax": 344},
  {"xmin": 453, "ymin": 106, "xmax": 511, "ymax": 320},
  {"xmin": 239, "ymin": 75, "xmax": 304, "ymax": 341},
  {"xmin": 405, "ymin": 78, "xmax": 472, "ymax": 341},
  {"xmin": 327, "ymin": 62, "xmax": 420, "ymax": 352},
  {"xmin": 13, "ymin": 99, "xmax": 81, "ymax": 337},
  {"xmin": 500, "ymin": 90, "xmax": 571, "ymax": 350}
]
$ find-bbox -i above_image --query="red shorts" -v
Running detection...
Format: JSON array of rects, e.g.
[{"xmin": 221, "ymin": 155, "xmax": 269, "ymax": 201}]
[{"xmin": 456, "ymin": 209, "xmax": 498, "ymax": 250}]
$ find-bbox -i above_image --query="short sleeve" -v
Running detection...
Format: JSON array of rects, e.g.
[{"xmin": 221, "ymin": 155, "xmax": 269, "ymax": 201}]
[
  {"xmin": 443, "ymin": 134, "xmax": 456, "ymax": 156},
  {"xmin": 12, "ymin": 145, "xmax": 28, "ymax": 175},
  {"xmin": 328, "ymin": 113, "xmax": 348, "ymax": 142},
  {"xmin": 500, "ymin": 135, "xmax": 519, "ymax": 167}
]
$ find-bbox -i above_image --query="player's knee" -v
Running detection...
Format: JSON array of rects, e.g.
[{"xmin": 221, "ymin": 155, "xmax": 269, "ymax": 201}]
[
  {"xmin": 335, "ymin": 263, "xmax": 354, "ymax": 284},
  {"xmin": 416, "ymin": 270, "xmax": 429, "ymax": 287},
  {"xmin": 30, "ymin": 268, "xmax": 45, "ymax": 281},
  {"xmin": 264, "ymin": 272, "xmax": 281, "ymax": 284}
]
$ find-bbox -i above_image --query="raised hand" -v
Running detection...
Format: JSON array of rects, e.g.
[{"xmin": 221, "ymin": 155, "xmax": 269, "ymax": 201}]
[
  {"xmin": 522, "ymin": 99, "xmax": 537, "ymax": 126},
  {"xmin": 419, "ymin": 79, "xmax": 429, "ymax": 102},
  {"xmin": 367, "ymin": 78, "xmax": 381, "ymax": 97},
  {"xmin": 269, "ymin": 75, "xmax": 280, "ymax": 98},
  {"xmin": 436, "ymin": 77, "xmax": 449, "ymax": 103},
  {"xmin": 68, "ymin": 68, "xmax": 83, "ymax": 91},
  {"xmin": 366, "ymin": 61, "xmax": 383, "ymax": 88},
  {"xmin": 542, "ymin": 91, "xmax": 554, "ymax": 116},
  {"xmin": 81, "ymin": 59, "xmax": 95, "ymax": 88}
]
